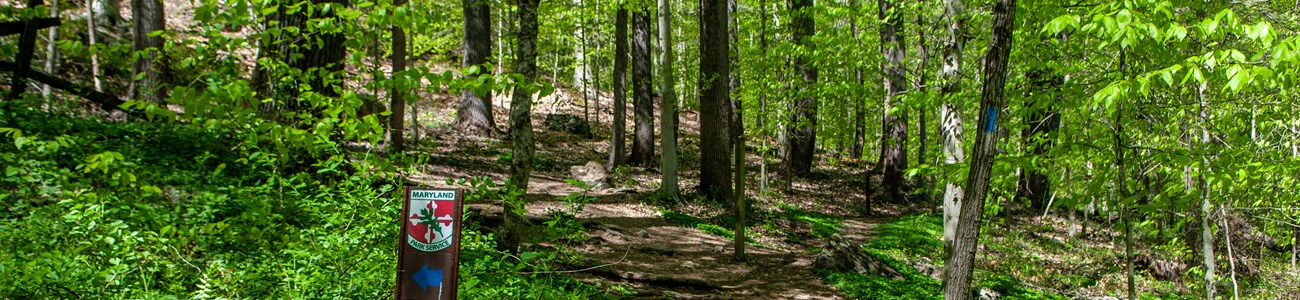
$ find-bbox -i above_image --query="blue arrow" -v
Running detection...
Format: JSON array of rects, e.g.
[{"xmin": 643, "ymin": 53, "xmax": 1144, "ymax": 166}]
[{"xmin": 412, "ymin": 264, "xmax": 443, "ymax": 292}]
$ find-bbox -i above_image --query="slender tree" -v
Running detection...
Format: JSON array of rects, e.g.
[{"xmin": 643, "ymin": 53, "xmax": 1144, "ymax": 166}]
[
  {"xmin": 41, "ymin": 0, "xmax": 60, "ymax": 101},
  {"xmin": 913, "ymin": 10, "xmax": 930, "ymax": 201},
  {"xmin": 938, "ymin": 0, "xmax": 968, "ymax": 290},
  {"xmin": 610, "ymin": 8, "xmax": 629, "ymax": 169},
  {"xmin": 698, "ymin": 0, "xmax": 732, "ymax": 200},
  {"xmin": 943, "ymin": 0, "xmax": 1017, "ymax": 298},
  {"xmin": 877, "ymin": 0, "xmax": 909, "ymax": 202},
  {"xmin": 87, "ymin": 0, "xmax": 103, "ymax": 92},
  {"xmin": 1197, "ymin": 81, "xmax": 1216, "ymax": 300},
  {"xmin": 849, "ymin": 0, "xmax": 866, "ymax": 159},
  {"xmin": 628, "ymin": 3, "xmax": 655, "ymax": 168},
  {"xmin": 659, "ymin": 0, "xmax": 679, "ymax": 197},
  {"xmin": 456, "ymin": 0, "xmax": 497, "ymax": 136},
  {"xmin": 504, "ymin": 0, "xmax": 540, "ymax": 254},
  {"xmin": 388, "ymin": 0, "xmax": 409, "ymax": 152},
  {"xmin": 784, "ymin": 0, "xmax": 817, "ymax": 177}
]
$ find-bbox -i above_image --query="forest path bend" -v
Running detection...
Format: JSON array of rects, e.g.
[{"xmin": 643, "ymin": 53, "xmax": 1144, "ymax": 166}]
[{"xmin": 468, "ymin": 199, "xmax": 897, "ymax": 299}]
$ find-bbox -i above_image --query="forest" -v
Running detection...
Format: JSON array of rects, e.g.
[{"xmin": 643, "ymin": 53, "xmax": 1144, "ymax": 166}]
[{"xmin": 1, "ymin": 0, "xmax": 1299, "ymax": 298}]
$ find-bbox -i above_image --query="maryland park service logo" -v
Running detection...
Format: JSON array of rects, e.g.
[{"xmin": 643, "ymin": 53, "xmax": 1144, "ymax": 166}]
[{"xmin": 407, "ymin": 190, "xmax": 457, "ymax": 252}]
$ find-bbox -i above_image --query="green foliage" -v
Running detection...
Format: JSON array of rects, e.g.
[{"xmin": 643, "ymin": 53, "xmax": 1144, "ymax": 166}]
[
  {"xmin": 821, "ymin": 215, "xmax": 1089, "ymax": 300},
  {"xmin": 0, "ymin": 95, "xmax": 621, "ymax": 298},
  {"xmin": 661, "ymin": 209, "xmax": 759, "ymax": 245},
  {"xmin": 867, "ymin": 215, "xmax": 944, "ymax": 259},
  {"xmin": 775, "ymin": 202, "xmax": 844, "ymax": 238},
  {"xmin": 820, "ymin": 215, "xmax": 943, "ymax": 300}
]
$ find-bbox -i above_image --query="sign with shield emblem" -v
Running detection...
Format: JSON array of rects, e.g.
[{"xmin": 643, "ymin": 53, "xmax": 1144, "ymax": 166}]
[{"xmin": 396, "ymin": 187, "xmax": 464, "ymax": 300}]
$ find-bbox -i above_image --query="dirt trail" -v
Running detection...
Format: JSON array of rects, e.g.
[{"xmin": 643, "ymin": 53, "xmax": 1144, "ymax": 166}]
[
  {"xmin": 404, "ymin": 74, "xmax": 900, "ymax": 298},
  {"xmin": 464, "ymin": 194, "xmax": 894, "ymax": 299}
]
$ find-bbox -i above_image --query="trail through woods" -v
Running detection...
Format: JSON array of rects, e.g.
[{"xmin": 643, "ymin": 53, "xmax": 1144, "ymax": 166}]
[{"xmin": 404, "ymin": 88, "xmax": 905, "ymax": 298}]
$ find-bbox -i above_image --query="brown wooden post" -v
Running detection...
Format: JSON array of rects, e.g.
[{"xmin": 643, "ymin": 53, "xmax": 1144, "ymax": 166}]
[
  {"xmin": 7, "ymin": 0, "xmax": 46, "ymax": 99},
  {"xmin": 396, "ymin": 187, "xmax": 465, "ymax": 300}
]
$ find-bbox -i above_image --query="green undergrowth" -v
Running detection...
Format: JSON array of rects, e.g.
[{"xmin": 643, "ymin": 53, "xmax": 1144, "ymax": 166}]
[
  {"xmin": 821, "ymin": 215, "xmax": 1070, "ymax": 300},
  {"xmin": 0, "ymin": 103, "xmax": 621, "ymax": 299},
  {"xmin": 775, "ymin": 202, "xmax": 844, "ymax": 238},
  {"xmin": 660, "ymin": 209, "xmax": 762, "ymax": 246}
]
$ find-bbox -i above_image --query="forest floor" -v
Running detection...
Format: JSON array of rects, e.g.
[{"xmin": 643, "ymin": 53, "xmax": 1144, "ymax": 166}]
[
  {"xmin": 397, "ymin": 83, "xmax": 1300, "ymax": 299},
  {"xmin": 402, "ymin": 87, "xmax": 908, "ymax": 298}
]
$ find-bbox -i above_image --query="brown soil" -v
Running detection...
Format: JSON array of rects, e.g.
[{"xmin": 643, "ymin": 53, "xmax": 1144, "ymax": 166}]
[{"xmin": 404, "ymin": 75, "xmax": 912, "ymax": 299}]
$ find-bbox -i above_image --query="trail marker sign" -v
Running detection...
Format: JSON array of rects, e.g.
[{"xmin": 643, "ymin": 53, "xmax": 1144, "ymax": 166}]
[{"xmin": 396, "ymin": 187, "xmax": 464, "ymax": 299}]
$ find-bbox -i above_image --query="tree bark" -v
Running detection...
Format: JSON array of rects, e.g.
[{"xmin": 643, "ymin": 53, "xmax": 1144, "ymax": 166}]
[
  {"xmin": 628, "ymin": 5, "xmax": 655, "ymax": 168},
  {"xmin": 784, "ymin": 0, "xmax": 816, "ymax": 178},
  {"xmin": 42, "ymin": 0, "xmax": 59, "ymax": 101},
  {"xmin": 914, "ymin": 11, "xmax": 929, "ymax": 202},
  {"xmin": 1115, "ymin": 62, "xmax": 1135, "ymax": 300},
  {"xmin": 272, "ymin": 0, "xmax": 349, "ymax": 117},
  {"xmin": 1223, "ymin": 210, "xmax": 1240, "ymax": 300},
  {"xmin": 90, "ymin": 0, "xmax": 122, "ymax": 35},
  {"xmin": 505, "ymin": 0, "xmax": 540, "ymax": 254},
  {"xmin": 938, "ymin": 0, "xmax": 967, "ymax": 290},
  {"xmin": 1198, "ymin": 81, "xmax": 1217, "ymax": 300},
  {"xmin": 698, "ymin": 0, "xmax": 732, "ymax": 200},
  {"xmin": 942, "ymin": 0, "xmax": 1016, "ymax": 298},
  {"xmin": 877, "ymin": 0, "xmax": 909, "ymax": 202},
  {"xmin": 130, "ymin": 0, "xmax": 166, "ymax": 104},
  {"xmin": 1017, "ymin": 69, "xmax": 1061, "ymax": 211},
  {"xmin": 609, "ymin": 8, "xmax": 629, "ymax": 169},
  {"xmin": 849, "ymin": 0, "xmax": 865, "ymax": 160},
  {"xmin": 573, "ymin": 0, "xmax": 591, "ymax": 96},
  {"xmin": 659, "ymin": 0, "xmax": 678, "ymax": 197},
  {"xmin": 388, "ymin": 0, "xmax": 409, "ymax": 153},
  {"xmin": 456, "ymin": 0, "xmax": 497, "ymax": 136},
  {"xmin": 734, "ymin": 131, "xmax": 747, "ymax": 260},
  {"xmin": 86, "ymin": 0, "xmax": 103, "ymax": 92}
]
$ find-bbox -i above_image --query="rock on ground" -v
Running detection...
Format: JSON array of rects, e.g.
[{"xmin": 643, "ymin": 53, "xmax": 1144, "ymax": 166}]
[
  {"xmin": 812, "ymin": 235, "xmax": 903, "ymax": 280},
  {"xmin": 569, "ymin": 161, "xmax": 611, "ymax": 189},
  {"xmin": 545, "ymin": 113, "xmax": 593, "ymax": 138}
]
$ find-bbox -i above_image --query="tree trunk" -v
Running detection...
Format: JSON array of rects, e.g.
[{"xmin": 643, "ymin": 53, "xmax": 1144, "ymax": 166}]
[
  {"xmin": 628, "ymin": 6, "xmax": 655, "ymax": 168},
  {"xmin": 1198, "ymin": 81, "xmax": 1217, "ymax": 300},
  {"xmin": 784, "ymin": 0, "xmax": 816, "ymax": 178},
  {"xmin": 1223, "ymin": 210, "xmax": 1240, "ymax": 299},
  {"xmin": 849, "ymin": 0, "xmax": 865, "ymax": 160},
  {"xmin": 938, "ymin": 0, "xmax": 967, "ymax": 289},
  {"xmin": 734, "ymin": 133, "xmax": 747, "ymax": 260},
  {"xmin": 698, "ymin": 0, "xmax": 732, "ymax": 200},
  {"xmin": 86, "ymin": 0, "xmax": 103, "ymax": 92},
  {"xmin": 1017, "ymin": 69, "xmax": 1060, "ymax": 211},
  {"xmin": 130, "ymin": 0, "xmax": 166, "ymax": 104},
  {"xmin": 42, "ymin": 0, "xmax": 60, "ymax": 101},
  {"xmin": 914, "ymin": 12, "xmax": 930, "ymax": 202},
  {"xmin": 573, "ymin": 0, "xmax": 591, "ymax": 96},
  {"xmin": 877, "ymin": 0, "xmax": 909, "ymax": 202},
  {"xmin": 388, "ymin": 0, "xmax": 409, "ymax": 153},
  {"xmin": 728, "ymin": 0, "xmax": 741, "ymax": 150},
  {"xmin": 591, "ymin": 0, "xmax": 602, "ymax": 130},
  {"xmin": 942, "ymin": 0, "xmax": 1016, "ymax": 298},
  {"xmin": 90, "ymin": 0, "xmax": 123, "ymax": 36},
  {"xmin": 505, "ymin": 0, "xmax": 540, "ymax": 254},
  {"xmin": 456, "ymin": 0, "xmax": 497, "ymax": 136},
  {"xmin": 658, "ymin": 0, "xmax": 678, "ymax": 198},
  {"xmin": 609, "ymin": 8, "xmax": 629, "ymax": 169},
  {"xmin": 1112, "ymin": 60, "xmax": 1134, "ymax": 300},
  {"xmin": 273, "ymin": 0, "xmax": 349, "ymax": 117},
  {"xmin": 757, "ymin": 0, "xmax": 770, "ymax": 193}
]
